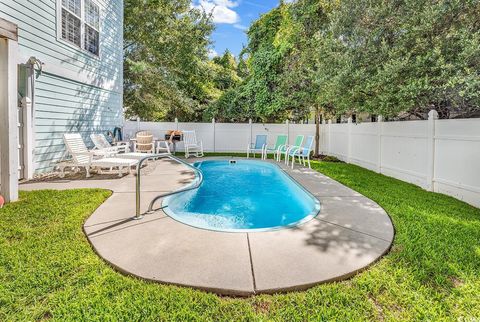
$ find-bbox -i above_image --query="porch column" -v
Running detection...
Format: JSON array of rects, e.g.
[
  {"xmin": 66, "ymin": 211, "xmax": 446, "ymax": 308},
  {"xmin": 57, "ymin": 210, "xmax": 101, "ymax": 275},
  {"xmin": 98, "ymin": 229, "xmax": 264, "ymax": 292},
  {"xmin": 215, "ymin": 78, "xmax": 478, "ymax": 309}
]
[{"xmin": 0, "ymin": 18, "xmax": 19, "ymax": 202}]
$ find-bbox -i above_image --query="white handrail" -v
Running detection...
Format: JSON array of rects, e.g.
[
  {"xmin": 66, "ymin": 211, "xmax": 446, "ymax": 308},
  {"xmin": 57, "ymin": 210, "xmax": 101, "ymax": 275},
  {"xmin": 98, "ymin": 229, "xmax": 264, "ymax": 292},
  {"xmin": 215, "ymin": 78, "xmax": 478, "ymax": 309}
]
[{"xmin": 134, "ymin": 154, "xmax": 203, "ymax": 219}]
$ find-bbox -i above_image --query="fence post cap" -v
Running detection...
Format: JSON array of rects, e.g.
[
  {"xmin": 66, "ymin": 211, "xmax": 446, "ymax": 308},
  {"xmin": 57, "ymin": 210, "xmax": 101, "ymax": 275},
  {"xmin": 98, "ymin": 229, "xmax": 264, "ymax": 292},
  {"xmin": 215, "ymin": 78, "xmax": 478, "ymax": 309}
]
[{"xmin": 428, "ymin": 110, "xmax": 439, "ymax": 119}]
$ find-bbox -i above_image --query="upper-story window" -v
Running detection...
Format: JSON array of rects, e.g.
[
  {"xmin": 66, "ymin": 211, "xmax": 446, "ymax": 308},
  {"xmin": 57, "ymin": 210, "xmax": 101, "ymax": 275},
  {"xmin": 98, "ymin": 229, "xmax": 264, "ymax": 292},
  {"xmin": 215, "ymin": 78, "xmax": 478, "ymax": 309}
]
[{"xmin": 60, "ymin": 0, "xmax": 100, "ymax": 56}]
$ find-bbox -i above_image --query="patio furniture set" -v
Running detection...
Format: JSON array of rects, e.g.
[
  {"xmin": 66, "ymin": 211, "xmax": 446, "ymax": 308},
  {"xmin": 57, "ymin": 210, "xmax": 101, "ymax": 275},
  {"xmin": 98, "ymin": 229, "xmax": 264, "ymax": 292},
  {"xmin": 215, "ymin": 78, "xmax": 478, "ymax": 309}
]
[
  {"xmin": 248, "ymin": 134, "xmax": 314, "ymax": 169},
  {"xmin": 56, "ymin": 130, "xmax": 202, "ymax": 178},
  {"xmin": 56, "ymin": 130, "xmax": 313, "ymax": 178}
]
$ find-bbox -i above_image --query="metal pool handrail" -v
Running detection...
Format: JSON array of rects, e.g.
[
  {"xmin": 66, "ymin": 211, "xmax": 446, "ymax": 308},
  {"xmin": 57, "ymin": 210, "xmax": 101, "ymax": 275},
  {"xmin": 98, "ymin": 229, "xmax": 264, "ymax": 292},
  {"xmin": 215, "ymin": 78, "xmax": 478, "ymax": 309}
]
[{"xmin": 134, "ymin": 153, "xmax": 203, "ymax": 220}]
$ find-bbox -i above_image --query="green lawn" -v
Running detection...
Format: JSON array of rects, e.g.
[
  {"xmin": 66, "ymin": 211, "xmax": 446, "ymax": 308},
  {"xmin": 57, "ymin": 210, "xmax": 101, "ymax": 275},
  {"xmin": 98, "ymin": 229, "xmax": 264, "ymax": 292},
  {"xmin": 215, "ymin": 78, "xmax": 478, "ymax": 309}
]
[{"xmin": 1, "ymin": 161, "xmax": 479, "ymax": 321}]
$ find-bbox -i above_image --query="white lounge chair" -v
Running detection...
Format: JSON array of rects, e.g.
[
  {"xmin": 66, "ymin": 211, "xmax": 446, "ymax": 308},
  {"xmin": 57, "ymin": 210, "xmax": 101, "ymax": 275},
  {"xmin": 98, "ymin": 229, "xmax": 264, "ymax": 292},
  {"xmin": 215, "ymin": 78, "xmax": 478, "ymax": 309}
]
[
  {"xmin": 90, "ymin": 133, "xmax": 130, "ymax": 154},
  {"xmin": 287, "ymin": 135, "xmax": 314, "ymax": 169},
  {"xmin": 90, "ymin": 133, "xmax": 157, "ymax": 160},
  {"xmin": 59, "ymin": 133, "xmax": 138, "ymax": 178},
  {"xmin": 183, "ymin": 130, "xmax": 204, "ymax": 158}
]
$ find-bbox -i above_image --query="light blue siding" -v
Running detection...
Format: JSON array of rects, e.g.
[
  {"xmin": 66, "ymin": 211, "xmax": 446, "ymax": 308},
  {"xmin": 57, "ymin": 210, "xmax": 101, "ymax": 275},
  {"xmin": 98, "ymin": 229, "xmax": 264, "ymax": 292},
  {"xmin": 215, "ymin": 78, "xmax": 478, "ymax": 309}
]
[
  {"xmin": 0, "ymin": 0, "xmax": 123, "ymax": 81},
  {"xmin": 34, "ymin": 73, "xmax": 123, "ymax": 171},
  {"xmin": 0, "ymin": 0, "xmax": 124, "ymax": 172}
]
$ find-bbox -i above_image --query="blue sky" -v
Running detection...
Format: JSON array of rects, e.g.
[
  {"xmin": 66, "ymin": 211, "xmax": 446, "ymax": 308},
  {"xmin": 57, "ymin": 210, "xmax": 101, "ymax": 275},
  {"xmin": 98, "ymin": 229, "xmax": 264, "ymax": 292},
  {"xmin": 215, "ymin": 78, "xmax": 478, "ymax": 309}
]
[{"xmin": 192, "ymin": 0, "xmax": 282, "ymax": 57}]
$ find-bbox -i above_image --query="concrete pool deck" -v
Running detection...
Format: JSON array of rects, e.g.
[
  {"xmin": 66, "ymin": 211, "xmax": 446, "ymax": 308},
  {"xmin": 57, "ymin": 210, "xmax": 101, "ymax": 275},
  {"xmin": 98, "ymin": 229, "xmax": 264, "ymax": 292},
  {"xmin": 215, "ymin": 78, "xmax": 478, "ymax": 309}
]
[{"xmin": 21, "ymin": 157, "xmax": 394, "ymax": 296}]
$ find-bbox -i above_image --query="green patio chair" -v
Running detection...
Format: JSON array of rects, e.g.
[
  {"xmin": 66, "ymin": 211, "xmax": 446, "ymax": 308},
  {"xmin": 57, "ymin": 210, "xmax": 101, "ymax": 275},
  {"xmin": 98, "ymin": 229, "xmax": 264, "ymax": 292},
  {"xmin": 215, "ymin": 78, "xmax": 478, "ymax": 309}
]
[
  {"xmin": 263, "ymin": 134, "xmax": 287, "ymax": 160},
  {"xmin": 278, "ymin": 135, "xmax": 304, "ymax": 163}
]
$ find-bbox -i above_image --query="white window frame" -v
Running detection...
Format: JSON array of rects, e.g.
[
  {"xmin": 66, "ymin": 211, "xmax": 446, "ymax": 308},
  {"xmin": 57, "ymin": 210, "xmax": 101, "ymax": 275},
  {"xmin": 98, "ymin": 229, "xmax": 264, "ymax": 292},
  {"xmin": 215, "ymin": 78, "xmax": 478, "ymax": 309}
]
[{"xmin": 56, "ymin": 0, "xmax": 101, "ymax": 58}]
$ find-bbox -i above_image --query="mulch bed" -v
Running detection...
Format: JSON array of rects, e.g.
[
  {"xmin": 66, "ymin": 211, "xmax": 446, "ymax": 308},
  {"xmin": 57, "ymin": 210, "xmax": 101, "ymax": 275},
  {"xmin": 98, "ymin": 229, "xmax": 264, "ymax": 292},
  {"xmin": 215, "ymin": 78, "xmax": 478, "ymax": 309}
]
[{"xmin": 19, "ymin": 159, "xmax": 165, "ymax": 184}]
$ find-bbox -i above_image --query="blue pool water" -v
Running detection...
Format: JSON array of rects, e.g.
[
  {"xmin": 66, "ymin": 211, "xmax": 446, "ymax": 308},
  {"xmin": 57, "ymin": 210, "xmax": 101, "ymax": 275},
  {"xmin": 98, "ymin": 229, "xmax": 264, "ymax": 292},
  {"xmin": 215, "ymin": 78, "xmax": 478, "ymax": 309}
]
[{"xmin": 163, "ymin": 160, "xmax": 320, "ymax": 232}]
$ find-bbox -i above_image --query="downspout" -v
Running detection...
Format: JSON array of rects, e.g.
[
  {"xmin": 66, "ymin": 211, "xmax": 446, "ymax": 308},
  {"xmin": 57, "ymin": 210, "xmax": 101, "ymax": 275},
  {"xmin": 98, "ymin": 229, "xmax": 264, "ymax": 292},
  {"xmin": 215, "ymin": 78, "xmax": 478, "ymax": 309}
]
[{"xmin": 24, "ymin": 57, "xmax": 43, "ymax": 178}]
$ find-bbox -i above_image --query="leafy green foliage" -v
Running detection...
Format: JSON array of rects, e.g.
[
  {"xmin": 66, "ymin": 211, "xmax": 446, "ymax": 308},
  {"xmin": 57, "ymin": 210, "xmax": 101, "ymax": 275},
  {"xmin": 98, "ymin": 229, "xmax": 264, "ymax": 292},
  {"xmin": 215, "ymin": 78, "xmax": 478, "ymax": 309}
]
[
  {"xmin": 204, "ymin": 50, "xmax": 249, "ymax": 122},
  {"xmin": 1, "ymin": 164, "xmax": 480, "ymax": 320},
  {"xmin": 213, "ymin": 0, "xmax": 479, "ymax": 121},
  {"xmin": 124, "ymin": 0, "xmax": 479, "ymax": 122},
  {"xmin": 212, "ymin": 1, "xmax": 332, "ymax": 123},
  {"xmin": 234, "ymin": 5, "xmax": 298, "ymax": 122},
  {"xmin": 204, "ymin": 85, "xmax": 253, "ymax": 122},
  {"xmin": 210, "ymin": 50, "xmax": 242, "ymax": 92},
  {"xmin": 313, "ymin": 0, "xmax": 480, "ymax": 119},
  {"xmin": 123, "ymin": 0, "xmax": 215, "ymax": 121}
]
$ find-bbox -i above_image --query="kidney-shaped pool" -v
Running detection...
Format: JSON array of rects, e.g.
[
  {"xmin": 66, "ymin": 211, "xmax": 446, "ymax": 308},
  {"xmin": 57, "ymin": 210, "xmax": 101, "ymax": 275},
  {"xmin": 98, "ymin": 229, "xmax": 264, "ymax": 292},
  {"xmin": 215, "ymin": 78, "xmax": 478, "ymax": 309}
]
[{"xmin": 163, "ymin": 160, "xmax": 320, "ymax": 232}]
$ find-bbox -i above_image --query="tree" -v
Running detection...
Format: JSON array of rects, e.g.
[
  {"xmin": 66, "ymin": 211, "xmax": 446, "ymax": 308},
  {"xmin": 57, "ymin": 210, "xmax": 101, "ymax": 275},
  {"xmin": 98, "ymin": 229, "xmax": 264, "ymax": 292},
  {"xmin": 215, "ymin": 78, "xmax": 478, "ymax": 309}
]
[
  {"xmin": 125, "ymin": 0, "xmax": 480, "ymax": 124},
  {"xmin": 313, "ymin": 0, "xmax": 480, "ymax": 119},
  {"xmin": 204, "ymin": 50, "xmax": 248, "ymax": 122},
  {"xmin": 212, "ymin": 3, "xmax": 311, "ymax": 122},
  {"xmin": 123, "ymin": 0, "xmax": 215, "ymax": 121},
  {"xmin": 236, "ymin": 56, "xmax": 249, "ymax": 79},
  {"xmin": 211, "ymin": 50, "xmax": 242, "ymax": 91},
  {"xmin": 277, "ymin": 0, "xmax": 334, "ymax": 155}
]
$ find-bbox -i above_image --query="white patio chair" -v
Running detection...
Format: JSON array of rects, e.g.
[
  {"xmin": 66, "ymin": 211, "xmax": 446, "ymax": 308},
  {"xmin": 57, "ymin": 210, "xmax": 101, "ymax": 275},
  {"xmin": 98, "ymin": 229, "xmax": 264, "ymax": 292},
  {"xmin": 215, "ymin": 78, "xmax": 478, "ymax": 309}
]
[
  {"xmin": 183, "ymin": 130, "xmax": 204, "ymax": 158},
  {"xmin": 59, "ymin": 133, "xmax": 138, "ymax": 178},
  {"xmin": 156, "ymin": 140, "xmax": 171, "ymax": 154}
]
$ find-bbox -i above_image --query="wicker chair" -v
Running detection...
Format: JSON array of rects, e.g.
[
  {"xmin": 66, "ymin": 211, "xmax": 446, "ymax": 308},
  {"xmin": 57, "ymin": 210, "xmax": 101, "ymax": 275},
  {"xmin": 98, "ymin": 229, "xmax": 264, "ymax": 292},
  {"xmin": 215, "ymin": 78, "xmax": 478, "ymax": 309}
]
[{"xmin": 134, "ymin": 131, "xmax": 155, "ymax": 153}]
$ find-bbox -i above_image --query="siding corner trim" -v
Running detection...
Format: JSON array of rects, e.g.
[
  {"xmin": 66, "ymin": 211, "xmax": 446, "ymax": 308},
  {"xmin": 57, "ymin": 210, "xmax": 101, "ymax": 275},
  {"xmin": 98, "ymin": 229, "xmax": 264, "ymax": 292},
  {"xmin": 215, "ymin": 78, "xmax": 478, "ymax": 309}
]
[{"xmin": 0, "ymin": 18, "xmax": 18, "ymax": 41}]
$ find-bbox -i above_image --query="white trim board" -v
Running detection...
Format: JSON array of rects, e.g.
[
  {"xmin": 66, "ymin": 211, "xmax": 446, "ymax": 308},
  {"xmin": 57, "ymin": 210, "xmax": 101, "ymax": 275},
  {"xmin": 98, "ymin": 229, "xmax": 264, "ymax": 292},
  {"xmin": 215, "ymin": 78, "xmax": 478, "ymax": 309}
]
[
  {"xmin": 0, "ymin": 37, "xmax": 20, "ymax": 202},
  {"xmin": 0, "ymin": 17, "xmax": 18, "ymax": 40}
]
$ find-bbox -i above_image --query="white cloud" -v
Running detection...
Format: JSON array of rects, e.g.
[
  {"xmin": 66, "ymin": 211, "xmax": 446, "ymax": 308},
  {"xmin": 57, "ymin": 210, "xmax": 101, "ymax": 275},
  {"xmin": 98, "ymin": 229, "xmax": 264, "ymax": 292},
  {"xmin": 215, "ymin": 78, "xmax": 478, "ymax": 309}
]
[
  {"xmin": 208, "ymin": 48, "xmax": 219, "ymax": 59},
  {"xmin": 193, "ymin": 0, "xmax": 241, "ymax": 24},
  {"xmin": 243, "ymin": 1, "xmax": 269, "ymax": 9},
  {"xmin": 233, "ymin": 24, "xmax": 247, "ymax": 31},
  {"xmin": 212, "ymin": 0, "xmax": 239, "ymax": 8}
]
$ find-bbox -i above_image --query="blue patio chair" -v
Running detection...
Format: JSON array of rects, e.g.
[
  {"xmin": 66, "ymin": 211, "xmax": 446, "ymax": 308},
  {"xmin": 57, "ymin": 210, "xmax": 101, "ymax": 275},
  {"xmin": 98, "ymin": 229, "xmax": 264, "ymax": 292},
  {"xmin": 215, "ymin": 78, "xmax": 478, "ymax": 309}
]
[
  {"xmin": 247, "ymin": 135, "xmax": 267, "ymax": 159},
  {"xmin": 287, "ymin": 135, "xmax": 314, "ymax": 169}
]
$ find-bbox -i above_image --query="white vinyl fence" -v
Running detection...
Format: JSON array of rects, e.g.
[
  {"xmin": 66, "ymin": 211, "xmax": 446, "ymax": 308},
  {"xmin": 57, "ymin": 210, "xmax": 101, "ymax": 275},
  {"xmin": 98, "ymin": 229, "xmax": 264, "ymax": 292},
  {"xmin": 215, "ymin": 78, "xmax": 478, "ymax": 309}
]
[
  {"xmin": 125, "ymin": 113, "xmax": 480, "ymax": 208},
  {"xmin": 320, "ymin": 111, "xmax": 480, "ymax": 208},
  {"xmin": 124, "ymin": 119, "xmax": 316, "ymax": 153}
]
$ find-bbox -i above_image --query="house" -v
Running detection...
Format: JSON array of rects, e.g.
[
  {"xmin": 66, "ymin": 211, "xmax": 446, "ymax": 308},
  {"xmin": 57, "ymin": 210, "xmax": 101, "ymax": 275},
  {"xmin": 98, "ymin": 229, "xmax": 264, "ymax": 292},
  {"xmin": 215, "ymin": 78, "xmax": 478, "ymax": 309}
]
[{"xmin": 0, "ymin": 0, "xmax": 124, "ymax": 201}]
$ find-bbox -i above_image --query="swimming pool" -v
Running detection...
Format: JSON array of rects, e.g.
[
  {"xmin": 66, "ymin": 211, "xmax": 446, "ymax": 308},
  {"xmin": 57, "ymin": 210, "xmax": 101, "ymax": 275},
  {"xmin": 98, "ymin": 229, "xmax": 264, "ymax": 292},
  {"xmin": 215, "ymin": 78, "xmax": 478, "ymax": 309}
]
[{"xmin": 163, "ymin": 160, "xmax": 320, "ymax": 232}]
